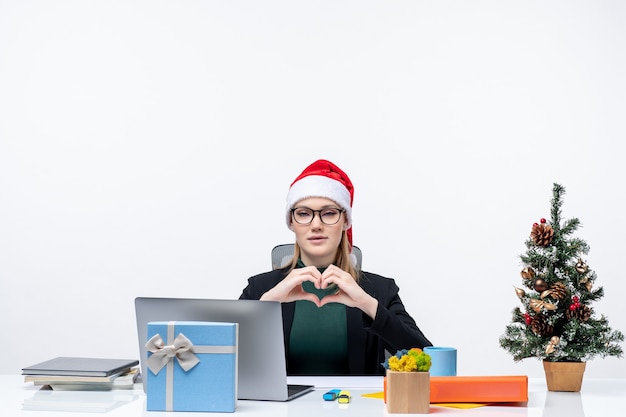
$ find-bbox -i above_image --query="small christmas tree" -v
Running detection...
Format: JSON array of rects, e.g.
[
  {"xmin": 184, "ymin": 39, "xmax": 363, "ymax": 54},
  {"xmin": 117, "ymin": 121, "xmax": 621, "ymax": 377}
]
[{"xmin": 499, "ymin": 183, "xmax": 623, "ymax": 363}]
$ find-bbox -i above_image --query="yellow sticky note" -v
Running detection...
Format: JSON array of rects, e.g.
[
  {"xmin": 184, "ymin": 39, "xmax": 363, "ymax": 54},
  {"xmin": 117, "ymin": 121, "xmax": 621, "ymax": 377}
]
[
  {"xmin": 361, "ymin": 392, "xmax": 488, "ymax": 409},
  {"xmin": 361, "ymin": 392, "xmax": 384, "ymax": 399},
  {"xmin": 432, "ymin": 403, "xmax": 489, "ymax": 409}
]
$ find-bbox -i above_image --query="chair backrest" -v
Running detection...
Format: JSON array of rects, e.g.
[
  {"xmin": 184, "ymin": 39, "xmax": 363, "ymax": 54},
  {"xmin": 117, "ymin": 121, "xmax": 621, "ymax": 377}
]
[{"xmin": 271, "ymin": 244, "xmax": 362, "ymax": 270}]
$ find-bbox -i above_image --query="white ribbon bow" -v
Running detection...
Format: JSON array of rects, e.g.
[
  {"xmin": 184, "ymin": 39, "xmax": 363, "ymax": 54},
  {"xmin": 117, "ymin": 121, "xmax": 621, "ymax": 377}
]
[{"xmin": 145, "ymin": 333, "xmax": 200, "ymax": 374}]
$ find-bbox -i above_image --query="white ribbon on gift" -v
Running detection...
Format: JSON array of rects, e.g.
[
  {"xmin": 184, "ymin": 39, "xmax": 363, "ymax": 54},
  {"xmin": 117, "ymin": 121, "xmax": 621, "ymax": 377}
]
[{"xmin": 145, "ymin": 321, "xmax": 236, "ymax": 411}]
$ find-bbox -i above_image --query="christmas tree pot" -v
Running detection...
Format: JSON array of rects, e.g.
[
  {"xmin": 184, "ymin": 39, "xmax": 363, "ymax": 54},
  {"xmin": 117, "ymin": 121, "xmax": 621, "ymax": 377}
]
[
  {"xmin": 543, "ymin": 361, "xmax": 586, "ymax": 392},
  {"xmin": 385, "ymin": 370, "xmax": 430, "ymax": 414}
]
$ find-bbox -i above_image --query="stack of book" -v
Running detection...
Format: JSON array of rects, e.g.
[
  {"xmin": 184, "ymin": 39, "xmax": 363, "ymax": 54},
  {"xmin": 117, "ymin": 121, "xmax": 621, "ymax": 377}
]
[{"xmin": 22, "ymin": 357, "xmax": 140, "ymax": 390}]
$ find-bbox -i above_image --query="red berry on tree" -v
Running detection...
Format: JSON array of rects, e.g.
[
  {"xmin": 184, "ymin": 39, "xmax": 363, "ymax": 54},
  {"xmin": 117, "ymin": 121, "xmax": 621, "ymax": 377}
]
[{"xmin": 540, "ymin": 218, "xmax": 547, "ymax": 224}]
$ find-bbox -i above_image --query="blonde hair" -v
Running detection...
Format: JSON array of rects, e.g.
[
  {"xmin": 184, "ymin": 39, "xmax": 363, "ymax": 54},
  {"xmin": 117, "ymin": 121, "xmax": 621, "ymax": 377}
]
[{"xmin": 286, "ymin": 230, "xmax": 360, "ymax": 281}]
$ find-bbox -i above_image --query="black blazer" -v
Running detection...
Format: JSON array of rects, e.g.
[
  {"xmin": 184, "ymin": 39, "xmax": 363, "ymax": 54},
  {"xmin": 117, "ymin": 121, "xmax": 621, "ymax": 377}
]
[{"xmin": 239, "ymin": 268, "xmax": 432, "ymax": 375}]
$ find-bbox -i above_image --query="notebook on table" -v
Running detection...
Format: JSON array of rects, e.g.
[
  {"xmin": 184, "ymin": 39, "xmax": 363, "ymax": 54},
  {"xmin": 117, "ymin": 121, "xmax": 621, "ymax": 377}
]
[
  {"xmin": 22, "ymin": 357, "xmax": 139, "ymax": 377},
  {"xmin": 134, "ymin": 297, "xmax": 314, "ymax": 401}
]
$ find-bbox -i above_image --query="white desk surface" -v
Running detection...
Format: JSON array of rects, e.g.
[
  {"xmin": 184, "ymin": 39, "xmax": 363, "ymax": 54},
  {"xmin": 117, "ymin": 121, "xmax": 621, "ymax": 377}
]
[{"xmin": 2, "ymin": 375, "xmax": 625, "ymax": 416}]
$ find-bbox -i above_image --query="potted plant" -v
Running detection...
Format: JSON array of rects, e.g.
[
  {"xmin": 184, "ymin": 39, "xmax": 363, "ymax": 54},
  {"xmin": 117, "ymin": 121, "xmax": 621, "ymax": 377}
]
[
  {"xmin": 499, "ymin": 183, "xmax": 624, "ymax": 391},
  {"xmin": 382, "ymin": 348, "xmax": 431, "ymax": 414}
]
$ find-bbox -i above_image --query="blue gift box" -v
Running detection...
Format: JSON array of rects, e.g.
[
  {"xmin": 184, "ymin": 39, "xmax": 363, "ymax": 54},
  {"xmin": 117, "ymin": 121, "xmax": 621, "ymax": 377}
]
[{"xmin": 146, "ymin": 321, "xmax": 238, "ymax": 412}]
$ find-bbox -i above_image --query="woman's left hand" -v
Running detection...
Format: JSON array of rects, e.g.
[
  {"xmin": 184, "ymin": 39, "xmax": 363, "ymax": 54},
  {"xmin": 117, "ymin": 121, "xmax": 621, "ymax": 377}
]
[{"xmin": 318, "ymin": 264, "xmax": 378, "ymax": 319}]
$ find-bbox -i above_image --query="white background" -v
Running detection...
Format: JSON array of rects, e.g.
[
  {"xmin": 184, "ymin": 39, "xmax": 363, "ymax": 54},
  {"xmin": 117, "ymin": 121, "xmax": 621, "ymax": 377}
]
[{"xmin": 1, "ymin": 1, "xmax": 624, "ymax": 379}]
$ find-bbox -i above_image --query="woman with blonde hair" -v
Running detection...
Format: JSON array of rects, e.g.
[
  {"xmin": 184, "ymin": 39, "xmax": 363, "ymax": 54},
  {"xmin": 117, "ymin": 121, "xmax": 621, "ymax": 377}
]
[{"xmin": 240, "ymin": 159, "xmax": 431, "ymax": 375}]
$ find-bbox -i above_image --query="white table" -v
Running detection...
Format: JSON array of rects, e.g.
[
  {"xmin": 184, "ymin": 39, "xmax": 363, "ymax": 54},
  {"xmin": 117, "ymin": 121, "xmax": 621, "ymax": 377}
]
[{"xmin": 1, "ymin": 375, "xmax": 625, "ymax": 416}]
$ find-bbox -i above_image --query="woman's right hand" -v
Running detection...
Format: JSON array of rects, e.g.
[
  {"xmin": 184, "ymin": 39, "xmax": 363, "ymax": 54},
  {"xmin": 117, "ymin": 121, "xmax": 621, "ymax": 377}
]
[{"xmin": 259, "ymin": 266, "xmax": 322, "ymax": 305}]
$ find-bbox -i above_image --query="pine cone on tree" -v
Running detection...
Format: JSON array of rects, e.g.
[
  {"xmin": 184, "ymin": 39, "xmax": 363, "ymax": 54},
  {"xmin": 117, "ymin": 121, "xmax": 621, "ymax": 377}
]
[
  {"xmin": 531, "ymin": 314, "xmax": 554, "ymax": 336},
  {"xmin": 531, "ymin": 223, "xmax": 554, "ymax": 246},
  {"xmin": 566, "ymin": 305, "xmax": 592, "ymax": 322},
  {"xmin": 541, "ymin": 282, "xmax": 568, "ymax": 301}
]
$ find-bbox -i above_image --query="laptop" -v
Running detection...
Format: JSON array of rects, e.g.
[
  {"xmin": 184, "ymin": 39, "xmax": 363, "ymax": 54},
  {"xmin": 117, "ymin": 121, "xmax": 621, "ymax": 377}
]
[{"xmin": 134, "ymin": 297, "xmax": 314, "ymax": 401}]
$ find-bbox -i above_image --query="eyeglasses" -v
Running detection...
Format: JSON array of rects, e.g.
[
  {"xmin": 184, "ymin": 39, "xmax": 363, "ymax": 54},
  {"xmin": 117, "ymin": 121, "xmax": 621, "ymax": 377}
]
[{"xmin": 291, "ymin": 207, "xmax": 345, "ymax": 225}]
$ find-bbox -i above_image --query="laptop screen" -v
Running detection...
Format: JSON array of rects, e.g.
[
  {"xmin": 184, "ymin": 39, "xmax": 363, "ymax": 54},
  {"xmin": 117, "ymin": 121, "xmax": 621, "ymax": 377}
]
[{"xmin": 134, "ymin": 297, "xmax": 310, "ymax": 401}]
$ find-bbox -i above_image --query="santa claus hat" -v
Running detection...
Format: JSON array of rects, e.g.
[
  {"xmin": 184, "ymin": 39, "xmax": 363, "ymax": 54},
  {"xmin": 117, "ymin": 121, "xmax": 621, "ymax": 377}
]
[{"xmin": 286, "ymin": 159, "xmax": 354, "ymax": 247}]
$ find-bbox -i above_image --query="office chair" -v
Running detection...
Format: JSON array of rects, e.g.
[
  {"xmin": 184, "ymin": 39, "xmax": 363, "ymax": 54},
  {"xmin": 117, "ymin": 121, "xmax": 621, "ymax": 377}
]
[{"xmin": 271, "ymin": 243, "xmax": 362, "ymax": 270}]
